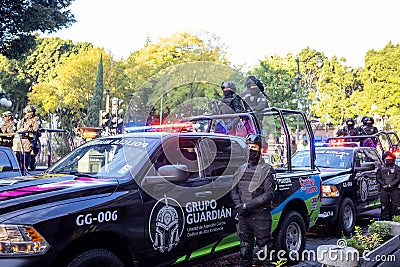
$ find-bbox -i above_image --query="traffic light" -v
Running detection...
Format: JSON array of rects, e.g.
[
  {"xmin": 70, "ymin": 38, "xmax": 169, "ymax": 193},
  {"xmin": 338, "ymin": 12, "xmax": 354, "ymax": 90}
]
[{"xmin": 99, "ymin": 110, "xmax": 110, "ymax": 128}]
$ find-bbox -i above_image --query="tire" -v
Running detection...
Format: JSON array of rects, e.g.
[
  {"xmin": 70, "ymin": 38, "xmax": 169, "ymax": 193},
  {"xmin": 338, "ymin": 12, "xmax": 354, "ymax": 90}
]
[
  {"xmin": 67, "ymin": 248, "xmax": 124, "ymax": 267},
  {"xmin": 274, "ymin": 211, "xmax": 306, "ymax": 261},
  {"xmin": 336, "ymin": 197, "xmax": 356, "ymax": 236}
]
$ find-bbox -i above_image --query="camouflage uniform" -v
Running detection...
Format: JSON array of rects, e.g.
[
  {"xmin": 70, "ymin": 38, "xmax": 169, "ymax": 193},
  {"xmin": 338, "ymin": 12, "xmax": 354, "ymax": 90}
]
[
  {"xmin": 0, "ymin": 111, "xmax": 16, "ymax": 147},
  {"xmin": 14, "ymin": 105, "xmax": 41, "ymax": 172}
]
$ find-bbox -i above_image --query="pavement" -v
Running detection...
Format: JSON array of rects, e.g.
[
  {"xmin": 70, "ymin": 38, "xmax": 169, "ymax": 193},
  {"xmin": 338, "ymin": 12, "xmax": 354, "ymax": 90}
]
[{"xmin": 194, "ymin": 219, "xmax": 375, "ymax": 267}]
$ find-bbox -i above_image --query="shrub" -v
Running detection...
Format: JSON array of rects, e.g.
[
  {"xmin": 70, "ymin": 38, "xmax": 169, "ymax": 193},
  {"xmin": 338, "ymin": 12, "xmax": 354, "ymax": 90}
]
[
  {"xmin": 368, "ymin": 221, "xmax": 393, "ymax": 242},
  {"xmin": 345, "ymin": 225, "xmax": 382, "ymax": 254},
  {"xmin": 393, "ymin": 215, "xmax": 400, "ymax": 223}
]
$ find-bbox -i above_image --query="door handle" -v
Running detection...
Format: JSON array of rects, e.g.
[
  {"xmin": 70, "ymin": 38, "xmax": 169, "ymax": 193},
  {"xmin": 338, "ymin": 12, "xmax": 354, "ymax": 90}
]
[{"xmin": 195, "ymin": 191, "xmax": 212, "ymax": 198}]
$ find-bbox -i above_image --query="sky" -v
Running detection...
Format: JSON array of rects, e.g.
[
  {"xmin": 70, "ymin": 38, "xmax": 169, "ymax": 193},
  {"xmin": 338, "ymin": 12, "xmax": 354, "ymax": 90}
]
[{"xmin": 47, "ymin": 0, "xmax": 400, "ymax": 69}]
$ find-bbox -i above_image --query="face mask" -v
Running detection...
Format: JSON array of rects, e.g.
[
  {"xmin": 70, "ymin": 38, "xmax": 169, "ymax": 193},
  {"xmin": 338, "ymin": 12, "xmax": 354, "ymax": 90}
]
[
  {"xmin": 223, "ymin": 90, "xmax": 233, "ymax": 97},
  {"xmin": 248, "ymin": 148, "xmax": 261, "ymax": 163},
  {"xmin": 385, "ymin": 158, "xmax": 395, "ymax": 166},
  {"xmin": 249, "ymin": 88, "xmax": 259, "ymax": 96},
  {"xmin": 347, "ymin": 124, "xmax": 354, "ymax": 130}
]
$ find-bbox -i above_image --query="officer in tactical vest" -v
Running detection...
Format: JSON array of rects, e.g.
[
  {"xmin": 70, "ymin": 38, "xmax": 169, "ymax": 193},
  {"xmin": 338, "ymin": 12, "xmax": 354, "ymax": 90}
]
[
  {"xmin": 15, "ymin": 105, "xmax": 42, "ymax": 171},
  {"xmin": 231, "ymin": 134, "xmax": 276, "ymax": 267},
  {"xmin": 0, "ymin": 111, "xmax": 16, "ymax": 147},
  {"xmin": 360, "ymin": 116, "xmax": 379, "ymax": 135},
  {"xmin": 377, "ymin": 151, "xmax": 400, "ymax": 220},
  {"xmin": 215, "ymin": 81, "xmax": 247, "ymax": 134},
  {"xmin": 240, "ymin": 76, "xmax": 268, "ymax": 130}
]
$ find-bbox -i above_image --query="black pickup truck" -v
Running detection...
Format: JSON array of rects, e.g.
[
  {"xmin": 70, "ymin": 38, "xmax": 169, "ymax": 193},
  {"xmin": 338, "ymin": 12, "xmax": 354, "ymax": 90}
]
[
  {"xmin": 292, "ymin": 139, "xmax": 383, "ymax": 235},
  {"xmin": 0, "ymin": 108, "xmax": 321, "ymax": 266}
]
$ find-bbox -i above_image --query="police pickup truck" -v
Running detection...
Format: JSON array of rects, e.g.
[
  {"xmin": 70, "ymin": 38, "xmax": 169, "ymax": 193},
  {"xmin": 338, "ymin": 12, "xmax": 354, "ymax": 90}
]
[
  {"xmin": 292, "ymin": 139, "xmax": 383, "ymax": 235},
  {"xmin": 0, "ymin": 108, "xmax": 321, "ymax": 266}
]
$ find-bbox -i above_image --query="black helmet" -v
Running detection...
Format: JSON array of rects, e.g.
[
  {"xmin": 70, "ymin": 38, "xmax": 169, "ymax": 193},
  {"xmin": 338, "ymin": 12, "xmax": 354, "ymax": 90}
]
[
  {"xmin": 245, "ymin": 76, "xmax": 264, "ymax": 92},
  {"xmin": 246, "ymin": 134, "xmax": 262, "ymax": 146},
  {"xmin": 382, "ymin": 151, "xmax": 396, "ymax": 160},
  {"xmin": 345, "ymin": 118, "xmax": 355, "ymax": 125},
  {"xmin": 361, "ymin": 116, "xmax": 374, "ymax": 124},
  {"xmin": 220, "ymin": 81, "xmax": 236, "ymax": 93},
  {"xmin": 366, "ymin": 117, "xmax": 374, "ymax": 125}
]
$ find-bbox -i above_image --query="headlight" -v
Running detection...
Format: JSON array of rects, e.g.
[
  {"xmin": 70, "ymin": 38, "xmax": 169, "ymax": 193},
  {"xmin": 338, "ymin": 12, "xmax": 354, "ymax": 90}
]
[
  {"xmin": 322, "ymin": 185, "xmax": 340, "ymax": 197},
  {"xmin": 0, "ymin": 225, "xmax": 49, "ymax": 256}
]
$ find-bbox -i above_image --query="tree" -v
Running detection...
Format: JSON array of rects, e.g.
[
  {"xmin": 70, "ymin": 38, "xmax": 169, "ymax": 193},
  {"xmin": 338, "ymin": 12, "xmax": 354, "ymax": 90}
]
[
  {"xmin": 0, "ymin": 0, "xmax": 76, "ymax": 58},
  {"xmin": 124, "ymin": 32, "xmax": 232, "ymax": 125},
  {"xmin": 28, "ymin": 47, "xmax": 120, "ymax": 130},
  {"xmin": 359, "ymin": 42, "xmax": 400, "ymax": 131},
  {"xmin": 251, "ymin": 55, "xmax": 296, "ymax": 110},
  {"xmin": 85, "ymin": 54, "xmax": 104, "ymax": 127}
]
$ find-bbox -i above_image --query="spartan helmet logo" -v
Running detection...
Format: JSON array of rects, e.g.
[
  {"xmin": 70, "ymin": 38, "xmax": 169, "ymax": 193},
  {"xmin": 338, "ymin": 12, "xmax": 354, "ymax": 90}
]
[{"xmin": 153, "ymin": 196, "xmax": 180, "ymax": 253}]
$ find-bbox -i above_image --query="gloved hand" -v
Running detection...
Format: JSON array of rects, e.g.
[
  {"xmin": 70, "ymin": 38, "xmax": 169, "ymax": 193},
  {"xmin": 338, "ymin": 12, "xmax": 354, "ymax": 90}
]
[{"xmin": 235, "ymin": 203, "xmax": 248, "ymax": 216}]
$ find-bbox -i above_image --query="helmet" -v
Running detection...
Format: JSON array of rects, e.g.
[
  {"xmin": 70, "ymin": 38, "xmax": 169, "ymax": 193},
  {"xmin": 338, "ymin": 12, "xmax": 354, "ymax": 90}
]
[
  {"xmin": 345, "ymin": 118, "xmax": 355, "ymax": 125},
  {"xmin": 246, "ymin": 134, "xmax": 262, "ymax": 146},
  {"xmin": 220, "ymin": 81, "xmax": 236, "ymax": 93},
  {"xmin": 245, "ymin": 76, "xmax": 264, "ymax": 92},
  {"xmin": 1, "ymin": 111, "xmax": 13, "ymax": 118},
  {"xmin": 366, "ymin": 117, "xmax": 374, "ymax": 125},
  {"xmin": 382, "ymin": 151, "xmax": 396, "ymax": 160},
  {"xmin": 24, "ymin": 105, "xmax": 36, "ymax": 113},
  {"xmin": 361, "ymin": 116, "xmax": 374, "ymax": 125}
]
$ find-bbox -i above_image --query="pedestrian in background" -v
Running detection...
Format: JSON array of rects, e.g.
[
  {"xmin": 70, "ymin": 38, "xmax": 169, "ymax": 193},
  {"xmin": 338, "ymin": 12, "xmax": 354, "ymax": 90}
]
[
  {"xmin": 0, "ymin": 111, "xmax": 16, "ymax": 147},
  {"xmin": 14, "ymin": 105, "xmax": 42, "ymax": 172}
]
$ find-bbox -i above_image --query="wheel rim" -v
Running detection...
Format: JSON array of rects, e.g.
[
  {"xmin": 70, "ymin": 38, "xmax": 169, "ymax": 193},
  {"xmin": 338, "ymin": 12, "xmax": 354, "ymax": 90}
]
[
  {"xmin": 343, "ymin": 204, "xmax": 354, "ymax": 229},
  {"xmin": 286, "ymin": 221, "xmax": 302, "ymax": 251}
]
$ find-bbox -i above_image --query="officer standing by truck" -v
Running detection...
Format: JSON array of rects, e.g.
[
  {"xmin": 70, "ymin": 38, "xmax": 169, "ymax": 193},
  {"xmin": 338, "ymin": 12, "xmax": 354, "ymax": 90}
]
[
  {"xmin": 377, "ymin": 151, "xmax": 400, "ymax": 220},
  {"xmin": 231, "ymin": 134, "xmax": 276, "ymax": 267}
]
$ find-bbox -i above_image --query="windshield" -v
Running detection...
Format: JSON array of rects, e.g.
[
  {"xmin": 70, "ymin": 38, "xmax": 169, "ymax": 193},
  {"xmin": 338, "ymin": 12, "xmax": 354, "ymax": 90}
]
[
  {"xmin": 292, "ymin": 149, "xmax": 352, "ymax": 169},
  {"xmin": 47, "ymin": 137, "xmax": 158, "ymax": 178}
]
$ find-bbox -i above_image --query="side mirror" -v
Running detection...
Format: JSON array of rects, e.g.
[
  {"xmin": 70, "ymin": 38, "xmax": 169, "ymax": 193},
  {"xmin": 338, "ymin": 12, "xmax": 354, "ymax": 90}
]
[
  {"xmin": 157, "ymin": 165, "xmax": 189, "ymax": 183},
  {"xmin": 355, "ymin": 162, "xmax": 375, "ymax": 172}
]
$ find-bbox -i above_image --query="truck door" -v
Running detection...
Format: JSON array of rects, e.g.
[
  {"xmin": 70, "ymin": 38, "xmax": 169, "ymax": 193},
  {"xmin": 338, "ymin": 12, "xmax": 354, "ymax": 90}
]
[
  {"xmin": 140, "ymin": 136, "xmax": 226, "ymax": 265},
  {"xmin": 355, "ymin": 149, "xmax": 382, "ymax": 212}
]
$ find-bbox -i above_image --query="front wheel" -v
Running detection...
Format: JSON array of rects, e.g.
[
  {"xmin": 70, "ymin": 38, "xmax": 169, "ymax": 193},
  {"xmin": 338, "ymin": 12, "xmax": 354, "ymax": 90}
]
[
  {"xmin": 67, "ymin": 248, "xmax": 124, "ymax": 267},
  {"xmin": 336, "ymin": 197, "xmax": 356, "ymax": 236},
  {"xmin": 274, "ymin": 211, "xmax": 306, "ymax": 261}
]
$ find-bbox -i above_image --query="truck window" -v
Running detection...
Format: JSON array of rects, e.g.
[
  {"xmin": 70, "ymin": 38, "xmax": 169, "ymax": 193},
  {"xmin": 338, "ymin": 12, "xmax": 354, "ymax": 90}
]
[
  {"xmin": 0, "ymin": 151, "xmax": 11, "ymax": 167},
  {"xmin": 200, "ymin": 138, "xmax": 246, "ymax": 177}
]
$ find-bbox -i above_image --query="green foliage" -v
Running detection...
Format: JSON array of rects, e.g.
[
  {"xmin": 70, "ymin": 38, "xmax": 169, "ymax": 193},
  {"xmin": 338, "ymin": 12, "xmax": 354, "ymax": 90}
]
[
  {"xmin": 85, "ymin": 54, "xmax": 104, "ymax": 127},
  {"xmin": 344, "ymin": 225, "xmax": 382, "ymax": 254},
  {"xmin": 0, "ymin": 0, "xmax": 76, "ymax": 57},
  {"xmin": 368, "ymin": 221, "xmax": 393, "ymax": 242},
  {"xmin": 392, "ymin": 215, "xmax": 400, "ymax": 223}
]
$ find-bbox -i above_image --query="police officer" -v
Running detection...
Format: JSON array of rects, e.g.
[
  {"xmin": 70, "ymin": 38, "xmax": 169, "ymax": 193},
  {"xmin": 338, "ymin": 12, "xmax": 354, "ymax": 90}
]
[
  {"xmin": 240, "ymin": 76, "xmax": 268, "ymax": 112},
  {"xmin": 218, "ymin": 81, "xmax": 246, "ymax": 114},
  {"xmin": 336, "ymin": 118, "xmax": 360, "ymax": 137},
  {"xmin": 377, "ymin": 151, "xmax": 400, "ymax": 220},
  {"xmin": 240, "ymin": 76, "xmax": 268, "ymax": 128},
  {"xmin": 15, "ymin": 105, "xmax": 41, "ymax": 171},
  {"xmin": 0, "ymin": 111, "xmax": 16, "ymax": 147},
  {"xmin": 360, "ymin": 116, "xmax": 379, "ymax": 135},
  {"xmin": 215, "ymin": 81, "xmax": 247, "ymax": 134},
  {"xmin": 231, "ymin": 134, "xmax": 275, "ymax": 267}
]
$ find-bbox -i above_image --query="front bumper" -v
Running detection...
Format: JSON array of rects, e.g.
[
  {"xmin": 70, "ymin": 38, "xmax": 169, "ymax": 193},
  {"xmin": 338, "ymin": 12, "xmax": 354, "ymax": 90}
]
[{"xmin": 316, "ymin": 197, "xmax": 340, "ymax": 225}]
